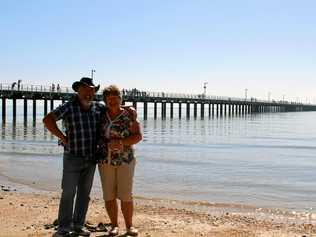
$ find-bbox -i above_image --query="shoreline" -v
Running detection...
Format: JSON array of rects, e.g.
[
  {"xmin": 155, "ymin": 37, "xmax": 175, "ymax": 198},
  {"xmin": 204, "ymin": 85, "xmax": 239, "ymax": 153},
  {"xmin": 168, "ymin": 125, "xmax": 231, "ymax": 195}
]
[
  {"xmin": 1, "ymin": 171, "xmax": 316, "ymax": 223},
  {"xmin": 1, "ymin": 156, "xmax": 316, "ymax": 217},
  {"xmin": 1, "ymin": 181, "xmax": 316, "ymax": 236}
]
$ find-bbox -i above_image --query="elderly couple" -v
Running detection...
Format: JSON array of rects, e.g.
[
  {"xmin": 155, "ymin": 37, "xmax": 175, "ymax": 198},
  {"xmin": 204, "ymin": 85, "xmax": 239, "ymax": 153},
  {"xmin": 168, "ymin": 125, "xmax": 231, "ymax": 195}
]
[{"xmin": 43, "ymin": 77, "xmax": 142, "ymax": 237}]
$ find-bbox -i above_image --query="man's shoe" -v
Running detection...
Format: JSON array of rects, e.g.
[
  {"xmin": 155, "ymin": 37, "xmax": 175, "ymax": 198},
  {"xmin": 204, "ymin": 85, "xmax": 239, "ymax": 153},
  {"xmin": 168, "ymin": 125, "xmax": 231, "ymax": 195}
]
[
  {"xmin": 52, "ymin": 230, "xmax": 72, "ymax": 237},
  {"xmin": 73, "ymin": 226, "xmax": 91, "ymax": 236}
]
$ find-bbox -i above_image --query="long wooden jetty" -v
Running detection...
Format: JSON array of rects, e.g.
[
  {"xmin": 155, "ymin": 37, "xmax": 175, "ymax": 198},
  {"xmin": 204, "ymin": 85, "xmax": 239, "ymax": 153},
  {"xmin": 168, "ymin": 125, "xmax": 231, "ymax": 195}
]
[{"xmin": 1, "ymin": 83, "xmax": 316, "ymax": 123}]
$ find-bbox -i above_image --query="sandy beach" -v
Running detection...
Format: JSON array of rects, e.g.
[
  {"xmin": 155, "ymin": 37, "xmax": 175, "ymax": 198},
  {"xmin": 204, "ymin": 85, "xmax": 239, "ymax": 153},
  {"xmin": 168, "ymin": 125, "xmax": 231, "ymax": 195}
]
[{"xmin": 1, "ymin": 183, "xmax": 316, "ymax": 237}]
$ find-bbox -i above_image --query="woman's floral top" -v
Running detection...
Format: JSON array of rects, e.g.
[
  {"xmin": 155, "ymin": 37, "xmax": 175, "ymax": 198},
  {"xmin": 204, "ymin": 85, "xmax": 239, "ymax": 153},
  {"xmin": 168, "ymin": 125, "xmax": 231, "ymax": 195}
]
[{"xmin": 97, "ymin": 108, "xmax": 136, "ymax": 166}]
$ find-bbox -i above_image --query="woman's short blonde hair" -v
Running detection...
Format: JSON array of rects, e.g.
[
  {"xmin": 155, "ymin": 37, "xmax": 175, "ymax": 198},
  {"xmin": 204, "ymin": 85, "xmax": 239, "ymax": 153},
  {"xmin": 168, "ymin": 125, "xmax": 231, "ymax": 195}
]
[{"xmin": 102, "ymin": 85, "xmax": 122, "ymax": 99}]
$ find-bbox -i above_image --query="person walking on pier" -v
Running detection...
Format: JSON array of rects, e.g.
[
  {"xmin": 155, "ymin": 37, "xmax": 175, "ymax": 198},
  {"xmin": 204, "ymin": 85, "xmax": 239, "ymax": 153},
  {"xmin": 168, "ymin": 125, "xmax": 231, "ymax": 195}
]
[
  {"xmin": 51, "ymin": 83, "xmax": 55, "ymax": 92},
  {"xmin": 43, "ymin": 77, "xmax": 104, "ymax": 237},
  {"xmin": 11, "ymin": 82, "xmax": 17, "ymax": 90},
  {"xmin": 97, "ymin": 85, "xmax": 142, "ymax": 236}
]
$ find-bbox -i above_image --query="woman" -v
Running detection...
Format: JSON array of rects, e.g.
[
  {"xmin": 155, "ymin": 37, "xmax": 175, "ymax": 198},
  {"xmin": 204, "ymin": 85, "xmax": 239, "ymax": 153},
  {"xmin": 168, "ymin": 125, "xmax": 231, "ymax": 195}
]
[{"xmin": 98, "ymin": 85, "xmax": 142, "ymax": 236}]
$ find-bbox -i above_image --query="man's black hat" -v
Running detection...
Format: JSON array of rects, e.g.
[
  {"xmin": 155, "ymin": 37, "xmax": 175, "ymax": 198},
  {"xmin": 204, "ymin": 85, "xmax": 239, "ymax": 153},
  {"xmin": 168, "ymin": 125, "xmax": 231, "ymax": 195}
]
[{"xmin": 72, "ymin": 77, "xmax": 100, "ymax": 92}]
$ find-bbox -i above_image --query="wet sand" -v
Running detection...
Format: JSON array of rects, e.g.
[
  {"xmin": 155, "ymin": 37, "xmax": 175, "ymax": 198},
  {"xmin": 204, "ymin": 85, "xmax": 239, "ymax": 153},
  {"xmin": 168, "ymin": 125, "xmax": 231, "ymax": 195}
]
[{"xmin": 1, "ymin": 183, "xmax": 316, "ymax": 237}]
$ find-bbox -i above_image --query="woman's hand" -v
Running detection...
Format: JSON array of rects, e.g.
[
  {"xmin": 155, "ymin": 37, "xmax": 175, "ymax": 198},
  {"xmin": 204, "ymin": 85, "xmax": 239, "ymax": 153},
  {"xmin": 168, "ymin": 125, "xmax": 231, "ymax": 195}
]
[
  {"xmin": 58, "ymin": 134, "xmax": 68, "ymax": 146},
  {"xmin": 109, "ymin": 139, "xmax": 123, "ymax": 151}
]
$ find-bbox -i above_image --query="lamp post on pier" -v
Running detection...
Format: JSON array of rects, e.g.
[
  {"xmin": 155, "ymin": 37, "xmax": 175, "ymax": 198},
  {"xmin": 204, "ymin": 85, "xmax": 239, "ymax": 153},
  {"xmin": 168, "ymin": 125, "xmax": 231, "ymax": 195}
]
[
  {"xmin": 91, "ymin": 69, "xmax": 96, "ymax": 79},
  {"xmin": 203, "ymin": 82, "xmax": 208, "ymax": 96}
]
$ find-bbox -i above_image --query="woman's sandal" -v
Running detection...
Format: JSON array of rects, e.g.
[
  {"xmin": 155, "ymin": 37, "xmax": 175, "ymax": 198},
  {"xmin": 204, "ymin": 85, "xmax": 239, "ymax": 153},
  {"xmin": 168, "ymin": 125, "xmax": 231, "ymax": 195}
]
[
  {"xmin": 126, "ymin": 226, "xmax": 138, "ymax": 236},
  {"xmin": 109, "ymin": 226, "xmax": 119, "ymax": 236}
]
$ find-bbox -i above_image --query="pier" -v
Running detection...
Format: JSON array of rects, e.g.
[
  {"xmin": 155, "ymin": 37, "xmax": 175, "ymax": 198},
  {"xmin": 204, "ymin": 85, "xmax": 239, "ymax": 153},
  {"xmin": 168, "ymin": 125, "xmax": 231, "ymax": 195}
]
[{"xmin": 1, "ymin": 83, "xmax": 316, "ymax": 123}]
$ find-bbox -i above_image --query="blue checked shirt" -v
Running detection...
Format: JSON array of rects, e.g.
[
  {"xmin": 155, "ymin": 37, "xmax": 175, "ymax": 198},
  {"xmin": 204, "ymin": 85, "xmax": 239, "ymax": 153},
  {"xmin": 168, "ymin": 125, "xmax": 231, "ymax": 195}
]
[{"xmin": 52, "ymin": 96, "xmax": 105, "ymax": 159}]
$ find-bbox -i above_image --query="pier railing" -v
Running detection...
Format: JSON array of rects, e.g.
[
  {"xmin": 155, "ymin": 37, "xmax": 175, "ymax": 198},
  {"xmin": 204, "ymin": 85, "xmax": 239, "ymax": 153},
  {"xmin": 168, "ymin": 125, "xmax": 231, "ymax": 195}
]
[
  {"xmin": 0, "ymin": 83, "xmax": 71, "ymax": 93},
  {"xmin": 0, "ymin": 83, "xmax": 307, "ymax": 105}
]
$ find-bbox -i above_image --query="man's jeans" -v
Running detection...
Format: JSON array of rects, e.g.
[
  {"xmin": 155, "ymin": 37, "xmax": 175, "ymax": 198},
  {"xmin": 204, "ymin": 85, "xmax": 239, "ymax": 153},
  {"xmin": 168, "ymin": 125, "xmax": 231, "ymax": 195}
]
[{"xmin": 57, "ymin": 153, "xmax": 96, "ymax": 232}]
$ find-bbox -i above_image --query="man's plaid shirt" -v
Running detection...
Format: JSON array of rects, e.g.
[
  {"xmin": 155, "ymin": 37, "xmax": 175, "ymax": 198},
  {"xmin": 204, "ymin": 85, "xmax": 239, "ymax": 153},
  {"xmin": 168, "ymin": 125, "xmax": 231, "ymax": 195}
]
[{"xmin": 52, "ymin": 96, "xmax": 105, "ymax": 159}]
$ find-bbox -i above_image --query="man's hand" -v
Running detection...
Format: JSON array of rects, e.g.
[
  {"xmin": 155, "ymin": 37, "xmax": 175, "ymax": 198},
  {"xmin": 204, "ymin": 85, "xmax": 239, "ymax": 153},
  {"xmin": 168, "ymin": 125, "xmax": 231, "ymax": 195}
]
[{"xmin": 43, "ymin": 112, "xmax": 68, "ymax": 146}]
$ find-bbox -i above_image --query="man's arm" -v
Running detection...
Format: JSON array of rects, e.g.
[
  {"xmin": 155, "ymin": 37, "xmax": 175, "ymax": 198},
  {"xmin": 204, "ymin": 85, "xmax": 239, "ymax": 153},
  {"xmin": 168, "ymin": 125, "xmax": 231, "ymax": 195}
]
[
  {"xmin": 122, "ymin": 119, "xmax": 142, "ymax": 146},
  {"xmin": 43, "ymin": 112, "xmax": 68, "ymax": 145},
  {"xmin": 123, "ymin": 108, "xmax": 142, "ymax": 146}
]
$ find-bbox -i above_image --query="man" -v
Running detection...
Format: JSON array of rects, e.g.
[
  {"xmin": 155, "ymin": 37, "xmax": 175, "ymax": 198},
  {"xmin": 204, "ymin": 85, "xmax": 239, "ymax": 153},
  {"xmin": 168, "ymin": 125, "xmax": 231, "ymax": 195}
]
[{"xmin": 43, "ymin": 77, "xmax": 104, "ymax": 237}]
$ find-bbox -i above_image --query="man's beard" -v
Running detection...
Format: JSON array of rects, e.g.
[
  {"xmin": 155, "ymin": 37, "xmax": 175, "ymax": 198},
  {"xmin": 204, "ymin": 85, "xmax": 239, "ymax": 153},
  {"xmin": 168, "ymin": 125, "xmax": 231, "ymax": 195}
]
[{"xmin": 80, "ymin": 99, "xmax": 92, "ymax": 108}]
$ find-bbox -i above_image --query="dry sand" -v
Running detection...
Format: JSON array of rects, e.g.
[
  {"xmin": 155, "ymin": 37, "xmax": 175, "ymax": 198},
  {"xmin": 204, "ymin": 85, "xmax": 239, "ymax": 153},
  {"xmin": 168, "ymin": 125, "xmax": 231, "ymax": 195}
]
[{"xmin": 1, "ymin": 185, "xmax": 316, "ymax": 237}]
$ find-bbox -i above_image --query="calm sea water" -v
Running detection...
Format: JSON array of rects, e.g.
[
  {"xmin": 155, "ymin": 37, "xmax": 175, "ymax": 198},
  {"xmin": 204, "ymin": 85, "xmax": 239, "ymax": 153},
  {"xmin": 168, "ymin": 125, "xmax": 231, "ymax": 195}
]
[{"xmin": 1, "ymin": 101, "xmax": 316, "ymax": 213}]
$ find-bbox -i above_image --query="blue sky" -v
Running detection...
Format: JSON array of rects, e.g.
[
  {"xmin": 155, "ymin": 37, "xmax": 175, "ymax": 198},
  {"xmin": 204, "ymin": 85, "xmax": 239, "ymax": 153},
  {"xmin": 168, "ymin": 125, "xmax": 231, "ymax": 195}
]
[{"xmin": 1, "ymin": 0, "xmax": 316, "ymax": 102}]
